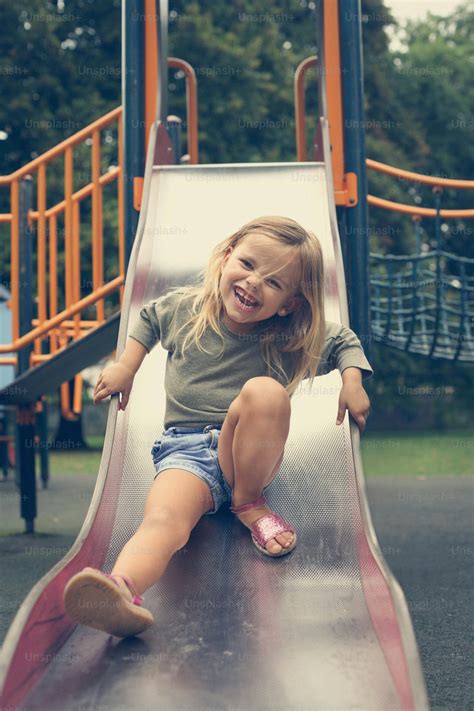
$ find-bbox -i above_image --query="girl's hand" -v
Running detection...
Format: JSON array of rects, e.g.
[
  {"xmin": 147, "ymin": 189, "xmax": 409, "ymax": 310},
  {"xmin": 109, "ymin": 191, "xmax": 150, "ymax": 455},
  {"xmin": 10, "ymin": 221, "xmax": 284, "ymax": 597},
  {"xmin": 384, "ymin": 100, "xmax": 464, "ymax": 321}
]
[
  {"xmin": 336, "ymin": 382, "xmax": 371, "ymax": 432},
  {"xmin": 93, "ymin": 362, "xmax": 135, "ymax": 411}
]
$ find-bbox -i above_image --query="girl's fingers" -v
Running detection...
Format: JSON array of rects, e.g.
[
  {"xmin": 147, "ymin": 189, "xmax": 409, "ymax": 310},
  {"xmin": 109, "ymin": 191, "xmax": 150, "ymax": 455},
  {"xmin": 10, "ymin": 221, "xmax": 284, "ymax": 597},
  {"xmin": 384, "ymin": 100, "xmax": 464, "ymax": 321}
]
[
  {"xmin": 95, "ymin": 382, "xmax": 122, "ymax": 403},
  {"xmin": 94, "ymin": 385, "xmax": 110, "ymax": 401}
]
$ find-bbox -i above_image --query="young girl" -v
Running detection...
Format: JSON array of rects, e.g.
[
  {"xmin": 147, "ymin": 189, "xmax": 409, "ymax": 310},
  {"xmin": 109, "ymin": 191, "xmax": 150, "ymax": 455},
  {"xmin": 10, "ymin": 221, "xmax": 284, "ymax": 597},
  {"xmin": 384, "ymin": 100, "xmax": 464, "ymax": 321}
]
[{"xmin": 64, "ymin": 215, "xmax": 372, "ymax": 638}]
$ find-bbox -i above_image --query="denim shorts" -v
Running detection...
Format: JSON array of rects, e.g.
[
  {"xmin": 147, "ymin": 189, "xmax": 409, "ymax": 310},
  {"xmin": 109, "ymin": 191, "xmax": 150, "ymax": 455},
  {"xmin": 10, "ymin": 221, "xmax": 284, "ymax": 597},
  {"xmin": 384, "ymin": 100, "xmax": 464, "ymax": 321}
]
[{"xmin": 150, "ymin": 424, "xmax": 233, "ymax": 515}]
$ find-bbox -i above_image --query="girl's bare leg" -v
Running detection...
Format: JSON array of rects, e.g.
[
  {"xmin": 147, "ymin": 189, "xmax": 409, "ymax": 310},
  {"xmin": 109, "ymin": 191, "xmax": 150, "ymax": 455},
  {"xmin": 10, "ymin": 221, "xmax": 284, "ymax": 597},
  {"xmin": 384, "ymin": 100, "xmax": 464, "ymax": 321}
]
[
  {"xmin": 65, "ymin": 470, "xmax": 214, "ymax": 636},
  {"xmin": 217, "ymin": 376, "xmax": 294, "ymax": 555},
  {"xmin": 109, "ymin": 468, "xmax": 214, "ymax": 598}
]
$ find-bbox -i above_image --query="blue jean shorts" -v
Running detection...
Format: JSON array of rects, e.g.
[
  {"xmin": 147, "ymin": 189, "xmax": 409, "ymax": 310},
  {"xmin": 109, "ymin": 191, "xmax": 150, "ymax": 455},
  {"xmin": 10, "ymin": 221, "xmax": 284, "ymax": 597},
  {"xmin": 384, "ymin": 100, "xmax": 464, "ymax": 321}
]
[{"xmin": 150, "ymin": 424, "xmax": 233, "ymax": 515}]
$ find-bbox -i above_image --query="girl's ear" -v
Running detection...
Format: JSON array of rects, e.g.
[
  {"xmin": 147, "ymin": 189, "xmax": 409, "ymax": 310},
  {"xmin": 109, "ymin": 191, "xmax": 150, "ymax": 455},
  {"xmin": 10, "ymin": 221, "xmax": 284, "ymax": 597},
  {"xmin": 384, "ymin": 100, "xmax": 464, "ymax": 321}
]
[
  {"xmin": 222, "ymin": 246, "xmax": 233, "ymax": 264},
  {"xmin": 278, "ymin": 294, "xmax": 303, "ymax": 317}
]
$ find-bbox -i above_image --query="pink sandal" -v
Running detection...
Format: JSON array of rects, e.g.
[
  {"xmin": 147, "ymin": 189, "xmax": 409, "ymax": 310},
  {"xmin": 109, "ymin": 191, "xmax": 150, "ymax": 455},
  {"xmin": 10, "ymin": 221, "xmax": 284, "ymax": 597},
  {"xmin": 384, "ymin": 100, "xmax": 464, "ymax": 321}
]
[
  {"xmin": 63, "ymin": 567, "xmax": 155, "ymax": 637},
  {"xmin": 230, "ymin": 494, "xmax": 297, "ymax": 557}
]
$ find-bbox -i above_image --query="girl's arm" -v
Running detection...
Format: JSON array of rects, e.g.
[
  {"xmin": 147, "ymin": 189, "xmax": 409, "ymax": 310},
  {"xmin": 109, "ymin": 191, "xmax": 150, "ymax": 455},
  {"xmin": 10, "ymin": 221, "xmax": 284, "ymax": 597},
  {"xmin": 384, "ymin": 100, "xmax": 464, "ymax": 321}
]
[
  {"xmin": 336, "ymin": 366, "xmax": 371, "ymax": 431},
  {"xmin": 119, "ymin": 337, "xmax": 149, "ymax": 374},
  {"xmin": 320, "ymin": 323, "xmax": 372, "ymax": 432},
  {"xmin": 93, "ymin": 338, "xmax": 148, "ymax": 410}
]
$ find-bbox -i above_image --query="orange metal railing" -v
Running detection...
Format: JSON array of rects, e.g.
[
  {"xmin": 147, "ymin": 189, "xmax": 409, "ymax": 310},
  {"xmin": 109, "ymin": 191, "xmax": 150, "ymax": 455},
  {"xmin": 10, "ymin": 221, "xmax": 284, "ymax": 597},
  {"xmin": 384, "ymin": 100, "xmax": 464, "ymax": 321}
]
[
  {"xmin": 0, "ymin": 107, "xmax": 125, "ymax": 415},
  {"xmin": 168, "ymin": 58, "xmax": 199, "ymax": 164},
  {"xmin": 294, "ymin": 56, "xmax": 317, "ymax": 163},
  {"xmin": 294, "ymin": 56, "xmax": 474, "ymax": 217},
  {"xmin": 0, "ymin": 54, "xmax": 198, "ymax": 417},
  {"xmin": 133, "ymin": 56, "xmax": 199, "ymax": 211},
  {"xmin": 294, "ymin": 54, "xmax": 358, "ymax": 206},
  {"xmin": 366, "ymin": 159, "xmax": 474, "ymax": 217}
]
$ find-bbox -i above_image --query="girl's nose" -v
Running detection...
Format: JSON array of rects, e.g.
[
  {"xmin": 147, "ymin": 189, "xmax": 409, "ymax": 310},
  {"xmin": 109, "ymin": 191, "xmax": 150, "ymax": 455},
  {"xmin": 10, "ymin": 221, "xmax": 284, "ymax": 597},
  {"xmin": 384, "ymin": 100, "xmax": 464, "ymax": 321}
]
[
  {"xmin": 246, "ymin": 275, "xmax": 261, "ymax": 288},
  {"xmin": 246, "ymin": 280, "xmax": 260, "ymax": 294}
]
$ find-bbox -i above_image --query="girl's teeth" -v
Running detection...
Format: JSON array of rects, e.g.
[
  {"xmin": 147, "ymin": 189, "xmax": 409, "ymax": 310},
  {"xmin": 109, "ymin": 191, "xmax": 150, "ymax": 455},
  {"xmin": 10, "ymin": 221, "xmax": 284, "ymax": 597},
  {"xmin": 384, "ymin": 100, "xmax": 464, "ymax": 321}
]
[
  {"xmin": 237, "ymin": 289, "xmax": 256, "ymax": 305},
  {"xmin": 234, "ymin": 288, "xmax": 257, "ymax": 310}
]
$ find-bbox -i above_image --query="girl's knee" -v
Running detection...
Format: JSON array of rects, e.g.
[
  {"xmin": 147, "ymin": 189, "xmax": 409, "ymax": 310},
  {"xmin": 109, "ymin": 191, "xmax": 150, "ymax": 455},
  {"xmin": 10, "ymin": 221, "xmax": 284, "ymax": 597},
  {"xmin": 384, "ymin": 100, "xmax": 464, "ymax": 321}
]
[
  {"xmin": 240, "ymin": 376, "xmax": 291, "ymax": 417},
  {"xmin": 142, "ymin": 507, "xmax": 191, "ymax": 548}
]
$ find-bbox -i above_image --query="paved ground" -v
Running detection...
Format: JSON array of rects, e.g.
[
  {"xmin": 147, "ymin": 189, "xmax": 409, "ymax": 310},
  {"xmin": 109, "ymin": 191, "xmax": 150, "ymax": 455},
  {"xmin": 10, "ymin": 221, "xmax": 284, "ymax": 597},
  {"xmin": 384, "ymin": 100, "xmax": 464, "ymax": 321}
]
[
  {"xmin": 365, "ymin": 475, "xmax": 473, "ymax": 711},
  {"xmin": 0, "ymin": 472, "xmax": 472, "ymax": 711}
]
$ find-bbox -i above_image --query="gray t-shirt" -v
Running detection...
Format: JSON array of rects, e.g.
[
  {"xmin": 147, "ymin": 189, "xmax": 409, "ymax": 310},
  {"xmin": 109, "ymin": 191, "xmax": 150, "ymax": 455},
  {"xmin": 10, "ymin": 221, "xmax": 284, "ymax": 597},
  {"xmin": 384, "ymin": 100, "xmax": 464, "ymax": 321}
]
[{"xmin": 129, "ymin": 288, "xmax": 374, "ymax": 429}]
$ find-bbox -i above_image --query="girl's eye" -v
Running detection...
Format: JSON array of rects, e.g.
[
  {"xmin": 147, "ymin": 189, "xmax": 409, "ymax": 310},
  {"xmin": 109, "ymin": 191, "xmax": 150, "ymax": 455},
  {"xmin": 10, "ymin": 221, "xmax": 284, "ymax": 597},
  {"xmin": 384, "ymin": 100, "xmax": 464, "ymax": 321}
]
[{"xmin": 240, "ymin": 259, "xmax": 280, "ymax": 288}]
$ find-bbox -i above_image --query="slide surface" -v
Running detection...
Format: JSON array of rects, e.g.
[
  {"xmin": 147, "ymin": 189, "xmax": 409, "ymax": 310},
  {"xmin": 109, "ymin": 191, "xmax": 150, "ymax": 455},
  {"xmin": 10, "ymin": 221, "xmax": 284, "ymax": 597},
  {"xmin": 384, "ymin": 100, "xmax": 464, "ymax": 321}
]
[{"xmin": 0, "ymin": 123, "xmax": 429, "ymax": 710}]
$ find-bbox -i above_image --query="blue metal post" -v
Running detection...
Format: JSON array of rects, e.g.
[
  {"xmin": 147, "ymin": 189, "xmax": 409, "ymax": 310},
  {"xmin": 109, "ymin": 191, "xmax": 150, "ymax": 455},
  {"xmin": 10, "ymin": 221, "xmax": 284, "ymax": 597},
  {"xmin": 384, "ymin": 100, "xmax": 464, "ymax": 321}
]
[
  {"xmin": 338, "ymin": 0, "xmax": 371, "ymax": 357},
  {"xmin": 37, "ymin": 398, "xmax": 49, "ymax": 488},
  {"xmin": 17, "ymin": 176, "xmax": 36, "ymax": 531},
  {"xmin": 123, "ymin": 0, "xmax": 145, "ymax": 268},
  {"xmin": 167, "ymin": 116, "xmax": 182, "ymax": 163}
]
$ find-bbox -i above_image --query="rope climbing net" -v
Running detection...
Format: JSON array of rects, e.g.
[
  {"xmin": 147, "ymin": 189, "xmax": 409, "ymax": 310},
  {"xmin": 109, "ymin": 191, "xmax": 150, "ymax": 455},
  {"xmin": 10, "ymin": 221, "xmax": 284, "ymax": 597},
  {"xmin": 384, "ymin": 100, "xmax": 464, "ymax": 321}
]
[{"xmin": 369, "ymin": 190, "xmax": 473, "ymax": 362}]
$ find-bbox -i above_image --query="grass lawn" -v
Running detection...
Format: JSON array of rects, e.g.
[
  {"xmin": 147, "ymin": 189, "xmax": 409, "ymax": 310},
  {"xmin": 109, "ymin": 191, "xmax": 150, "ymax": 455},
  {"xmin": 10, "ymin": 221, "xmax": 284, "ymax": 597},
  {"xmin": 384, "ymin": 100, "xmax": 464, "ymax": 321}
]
[
  {"xmin": 46, "ymin": 435, "xmax": 104, "ymax": 477},
  {"xmin": 361, "ymin": 430, "xmax": 473, "ymax": 477},
  {"xmin": 43, "ymin": 430, "xmax": 474, "ymax": 479}
]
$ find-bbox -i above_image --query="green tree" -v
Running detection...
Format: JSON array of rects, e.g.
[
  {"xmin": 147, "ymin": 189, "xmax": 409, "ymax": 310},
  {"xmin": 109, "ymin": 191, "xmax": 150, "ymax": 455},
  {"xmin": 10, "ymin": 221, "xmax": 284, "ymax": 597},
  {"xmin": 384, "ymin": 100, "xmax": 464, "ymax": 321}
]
[
  {"xmin": 390, "ymin": 3, "xmax": 473, "ymax": 260},
  {"xmin": 168, "ymin": 0, "xmax": 319, "ymax": 163},
  {"xmin": 0, "ymin": 0, "xmax": 120, "ymax": 170}
]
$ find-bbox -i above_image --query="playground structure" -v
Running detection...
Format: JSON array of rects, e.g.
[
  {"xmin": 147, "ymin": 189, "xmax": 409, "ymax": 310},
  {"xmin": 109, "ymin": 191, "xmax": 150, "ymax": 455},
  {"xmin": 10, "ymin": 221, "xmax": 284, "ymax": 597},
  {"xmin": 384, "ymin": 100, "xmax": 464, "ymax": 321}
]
[
  {"xmin": 0, "ymin": 0, "xmax": 472, "ymax": 708},
  {"xmin": 1, "ymin": 3, "xmax": 473, "ymax": 520},
  {"xmin": 295, "ymin": 56, "xmax": 474, "ymax": 361}
]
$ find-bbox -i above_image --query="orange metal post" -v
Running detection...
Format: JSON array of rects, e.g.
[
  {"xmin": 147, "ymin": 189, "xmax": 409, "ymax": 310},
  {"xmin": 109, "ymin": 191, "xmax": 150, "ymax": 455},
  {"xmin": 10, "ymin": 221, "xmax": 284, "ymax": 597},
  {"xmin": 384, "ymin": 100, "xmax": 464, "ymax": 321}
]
[
  {"xmin": 293, "ymin": 54, "xmax": 357, "ymax": 205},
  {"xmin": 168, "ymin": 58, "xmax": 199, "ymax": 164},
  {"xmin": 72, "ymin": 200, "xmax": 81, "ymax": 340},
  {"xmin": 64, "ymin": 147, "xmax": 74, "ymax": 311},
  {"xmin": 34, "ymin": 171, "xmax": 45, "ymax": 358},
  {"xmin": 10, "ymin": 180, "xmax": 20, "ymax": 343},
  {"xmin": 117, "ymin": 112, "xmax": 125, "ymax": 302},
  {"xmin": 294, "ymin": 57, "xmax": 317, "ymax": 162},
  {"xmin": 48, "ymin": 215, "xmax": 58, "ymax": 355},
  {"xmin": 144, "ymin": 0, "xmax": 159, "ymax": 153},
  {"xmin": 323, "ymin": 0, "xmax": 345, "ymax": 197},
  {"xmin": 37, "ymin": 165, "xmax": 47, "ymax": 333},
  {"xmin": 92, "ymin": 129, "xmax": 104, "ymax": 322},
  {"xmin": 60, "ymin": 381, "xmax": 70, "ymax": 416},
  {"xmin": 73, "ymin": 373, "xmax": 83, "ymax": 414}
]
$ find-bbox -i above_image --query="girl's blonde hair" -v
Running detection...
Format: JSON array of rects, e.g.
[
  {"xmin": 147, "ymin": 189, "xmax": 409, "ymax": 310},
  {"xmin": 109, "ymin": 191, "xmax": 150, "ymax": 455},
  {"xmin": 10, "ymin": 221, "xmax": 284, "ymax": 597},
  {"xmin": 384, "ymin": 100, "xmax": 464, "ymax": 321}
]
[{"xmin": 171, "ymin": 215, "xmax": 325, "ymax": 397}]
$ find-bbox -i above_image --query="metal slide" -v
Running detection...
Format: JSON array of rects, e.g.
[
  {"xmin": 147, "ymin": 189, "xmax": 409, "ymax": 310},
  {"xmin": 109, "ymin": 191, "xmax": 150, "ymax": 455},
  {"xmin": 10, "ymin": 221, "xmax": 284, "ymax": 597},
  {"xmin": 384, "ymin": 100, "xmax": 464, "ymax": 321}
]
[{"xmin": 0, "ymin": 119, "xmax": 429, "ymax": 710}]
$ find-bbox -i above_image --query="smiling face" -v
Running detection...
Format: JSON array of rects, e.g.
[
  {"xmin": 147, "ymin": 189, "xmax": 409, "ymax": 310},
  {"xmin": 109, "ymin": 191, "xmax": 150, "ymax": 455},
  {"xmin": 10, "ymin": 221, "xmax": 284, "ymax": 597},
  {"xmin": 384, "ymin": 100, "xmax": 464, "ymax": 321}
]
[{"xmin": 219, "ymin": 232, "xmax": 303, "ymax": 334}]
